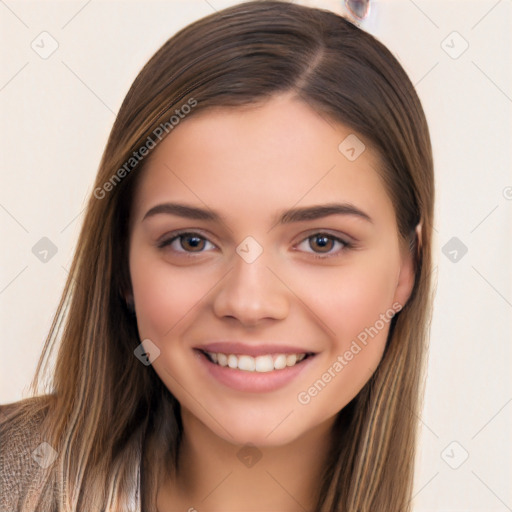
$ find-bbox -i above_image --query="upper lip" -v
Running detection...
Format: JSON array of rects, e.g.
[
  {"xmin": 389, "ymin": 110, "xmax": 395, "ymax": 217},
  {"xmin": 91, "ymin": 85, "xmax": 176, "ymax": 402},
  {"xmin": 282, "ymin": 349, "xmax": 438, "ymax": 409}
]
[{"xmin": 194, "ymin": 342, "xmax": 315, "ymax": 357}]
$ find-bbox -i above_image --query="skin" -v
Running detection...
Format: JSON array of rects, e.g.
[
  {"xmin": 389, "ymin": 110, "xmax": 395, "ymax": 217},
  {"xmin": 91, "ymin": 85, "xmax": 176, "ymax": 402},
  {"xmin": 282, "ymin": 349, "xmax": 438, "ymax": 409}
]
[{"xmin": 127, "ymin": 92, "xmax": 415, "ymax": 511}]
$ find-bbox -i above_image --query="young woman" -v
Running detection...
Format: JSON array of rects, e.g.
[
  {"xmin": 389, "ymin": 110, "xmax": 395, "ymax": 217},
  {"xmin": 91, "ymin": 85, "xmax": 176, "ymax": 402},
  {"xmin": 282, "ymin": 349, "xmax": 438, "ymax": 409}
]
[{"xmin": 0, "ymin": 1, "xmax": 435, "ymax": 511}]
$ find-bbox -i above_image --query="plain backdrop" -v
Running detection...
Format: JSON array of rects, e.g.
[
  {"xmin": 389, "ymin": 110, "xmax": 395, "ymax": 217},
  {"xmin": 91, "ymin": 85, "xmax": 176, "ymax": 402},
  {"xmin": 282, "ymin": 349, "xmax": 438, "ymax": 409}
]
[{"xmin": 1, "ymin": 1, "xmax": 511, "ymax": 510}]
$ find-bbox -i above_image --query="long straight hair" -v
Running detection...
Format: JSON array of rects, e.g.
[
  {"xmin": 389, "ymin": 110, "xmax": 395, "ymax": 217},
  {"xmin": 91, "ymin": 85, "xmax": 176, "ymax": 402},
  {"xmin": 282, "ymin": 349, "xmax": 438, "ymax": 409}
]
[{"xmin": 7, "ymin": 2, "xmax": 434, "ymax": 510}]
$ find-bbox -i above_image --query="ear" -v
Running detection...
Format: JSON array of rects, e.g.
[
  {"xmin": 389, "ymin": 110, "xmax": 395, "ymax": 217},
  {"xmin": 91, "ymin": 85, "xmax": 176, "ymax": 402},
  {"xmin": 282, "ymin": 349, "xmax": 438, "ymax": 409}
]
[
  {"xmin": 120, "ymin": 286, "xmax": 135, "ymax": 312},
  {"xmin": 126, "ymin": 293, "xmax": 135, "ymax": 309},
  {"xmin": 393, "ymin": 223, "xmax": 421, "ymax": 307}
]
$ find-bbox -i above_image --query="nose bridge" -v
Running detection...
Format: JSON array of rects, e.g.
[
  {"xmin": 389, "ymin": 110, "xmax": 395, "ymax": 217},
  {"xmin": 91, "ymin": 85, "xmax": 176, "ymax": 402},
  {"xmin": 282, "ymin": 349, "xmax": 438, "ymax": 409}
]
[{"xmin": 212, "ymin": 241, "xmax": 289, "ymax": 324}]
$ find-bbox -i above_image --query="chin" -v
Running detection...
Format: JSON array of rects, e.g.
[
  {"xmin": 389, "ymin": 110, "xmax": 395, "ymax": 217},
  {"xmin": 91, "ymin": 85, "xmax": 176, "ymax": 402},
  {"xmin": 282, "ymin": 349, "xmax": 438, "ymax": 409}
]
[{"xmin": 216, "ymin": 424, "xmax": 301, "ymax": 448}]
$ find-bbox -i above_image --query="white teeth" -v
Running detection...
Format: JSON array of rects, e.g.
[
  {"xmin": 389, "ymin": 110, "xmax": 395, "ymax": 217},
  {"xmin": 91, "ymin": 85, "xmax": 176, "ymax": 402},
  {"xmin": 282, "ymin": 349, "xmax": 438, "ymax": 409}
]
[
  {"xmin": 205, "ymin": 351, "xmax": 309, "ymax": 372},
  {"xmin": 255, "ymin": 355, "xmax": 274, "ymax": 372},
  {"xmin": 274, "ymin": 354, "xmax": 287, "ymax": 370},
  {"xmin": 238, "ymin": 355, "xmax": 256, "ymax": 371},
  {"xmin": 286, "ymin": 354, "xmax": 297, "ymax": 366}
]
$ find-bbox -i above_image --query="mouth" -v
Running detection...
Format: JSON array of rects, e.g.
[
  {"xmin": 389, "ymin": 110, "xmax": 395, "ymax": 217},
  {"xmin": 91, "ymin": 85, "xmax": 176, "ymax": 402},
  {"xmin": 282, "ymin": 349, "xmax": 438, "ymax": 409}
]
[
  {"xmin": 198, "ymin": 349, "xmax": 314, "ymax": 372},
  {"xmin": 193, "ymin": 342, "xmax": 318, "ymax": 392}
]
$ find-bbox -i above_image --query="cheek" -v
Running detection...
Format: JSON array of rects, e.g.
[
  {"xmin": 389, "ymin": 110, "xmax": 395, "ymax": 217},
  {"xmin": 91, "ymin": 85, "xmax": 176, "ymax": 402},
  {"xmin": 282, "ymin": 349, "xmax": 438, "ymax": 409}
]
[
  {"xmin": 129, "ymin": 249, "xmax": 212, "ymax": 339},
  {"xmin": 336, "ymin": 262, "xmax": 398, "ymax": 342},
  {"xmin": 292, "ymin": 252, "xmax": 400, "ymax": 410},
  {"xmin": 291, "ymin": 252, "xmax": 400, "ymax": 344}
]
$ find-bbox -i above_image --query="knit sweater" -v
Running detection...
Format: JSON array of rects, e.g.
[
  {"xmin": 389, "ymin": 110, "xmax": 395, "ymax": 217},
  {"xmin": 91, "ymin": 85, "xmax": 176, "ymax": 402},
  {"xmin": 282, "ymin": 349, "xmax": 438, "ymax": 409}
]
[
  {"xmin": 0, "ymin": 397, "xmax": 56, "ymax": 511},
  {"xmin": 0, "ymin": 397, "xmax": 141, "ymax": 511}
]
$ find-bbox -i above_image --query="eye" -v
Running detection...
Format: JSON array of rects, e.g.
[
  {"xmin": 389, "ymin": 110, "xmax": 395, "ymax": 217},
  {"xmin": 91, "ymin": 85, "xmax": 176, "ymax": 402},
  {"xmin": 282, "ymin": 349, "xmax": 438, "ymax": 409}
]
[
  {"xmin": 157, "ymin": 231, "xmax": 216, "ymax": 254},
  {"xmin": 296, "ymin": 232, "xmax": 352, "ymax": 258}
]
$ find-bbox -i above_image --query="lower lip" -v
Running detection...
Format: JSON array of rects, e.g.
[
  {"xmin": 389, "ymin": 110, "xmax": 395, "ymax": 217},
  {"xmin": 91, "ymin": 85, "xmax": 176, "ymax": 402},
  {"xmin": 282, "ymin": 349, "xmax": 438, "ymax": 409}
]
[{"xmin": 194, "ymin": 350, "xmax": 316, "ymax": 393}]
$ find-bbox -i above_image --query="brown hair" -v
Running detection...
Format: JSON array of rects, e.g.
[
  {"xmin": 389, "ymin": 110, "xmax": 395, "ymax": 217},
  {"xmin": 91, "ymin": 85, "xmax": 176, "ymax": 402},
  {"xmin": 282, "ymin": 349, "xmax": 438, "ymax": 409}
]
[{"xmin": 6, "ymin": 1, "xmax": 434, "ymax": 510}]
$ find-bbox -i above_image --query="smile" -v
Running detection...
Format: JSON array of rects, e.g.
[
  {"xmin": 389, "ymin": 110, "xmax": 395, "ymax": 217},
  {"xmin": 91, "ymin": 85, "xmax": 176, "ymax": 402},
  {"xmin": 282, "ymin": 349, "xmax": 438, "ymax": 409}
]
[
  {"xmin": 203, "ymin": 351, "xmax": 309, "ymax": 372},
  {"xmin": 195, "ymin": 347, "xmax": 316, "ymax": 393}
]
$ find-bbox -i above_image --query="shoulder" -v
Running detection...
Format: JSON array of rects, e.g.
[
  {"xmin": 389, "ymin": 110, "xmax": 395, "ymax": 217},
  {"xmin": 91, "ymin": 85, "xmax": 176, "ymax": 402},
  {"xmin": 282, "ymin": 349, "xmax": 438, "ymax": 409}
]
[
  {"xmin": 0, "ymin": 394, "xmax": 53, "ymax": 445},
  {"xmin": 0, "ymin": 395, "xmax": 56, "ymax": 511}
]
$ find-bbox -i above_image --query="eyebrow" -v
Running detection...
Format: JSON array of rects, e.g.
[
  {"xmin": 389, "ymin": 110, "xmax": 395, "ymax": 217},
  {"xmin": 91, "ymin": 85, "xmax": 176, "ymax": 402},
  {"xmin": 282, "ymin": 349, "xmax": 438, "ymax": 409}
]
[{"xmin": 142, "ymin": 202, "xmax": 373, "ymax": 225}]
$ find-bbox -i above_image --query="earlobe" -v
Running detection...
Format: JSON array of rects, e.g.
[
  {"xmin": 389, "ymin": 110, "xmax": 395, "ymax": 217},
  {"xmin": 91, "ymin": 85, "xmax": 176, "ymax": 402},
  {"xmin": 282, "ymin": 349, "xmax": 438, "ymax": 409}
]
[{"xmin": 394, "ymin": 223, "xmax": 422, "ymax": 307}]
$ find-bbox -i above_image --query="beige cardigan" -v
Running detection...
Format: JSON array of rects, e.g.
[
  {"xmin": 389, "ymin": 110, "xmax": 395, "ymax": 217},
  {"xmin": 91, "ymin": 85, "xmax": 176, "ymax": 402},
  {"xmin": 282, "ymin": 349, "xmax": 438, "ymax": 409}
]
[
  {"xmin": 0, "ymin": 398, "xmax": 55, "ymax": 511},
  {"xmin": 0, "ymin": 398, "xmax": 141, "ymax": 511}
]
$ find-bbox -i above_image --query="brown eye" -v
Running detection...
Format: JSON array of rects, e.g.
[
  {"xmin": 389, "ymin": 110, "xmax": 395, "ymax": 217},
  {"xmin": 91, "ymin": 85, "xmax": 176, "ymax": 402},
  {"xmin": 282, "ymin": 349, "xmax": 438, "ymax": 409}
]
[
  {"xmin": 180, "ymin": 234, "xmax": 206, "ymax": 252},
  {"xmin": 295, "ymin": 232, "xmax": 351, "ymax": 259},
  {"xmin": 157, "ymin": 232, "xmax": 215, "ymax": 253},
  {"xmin": 309, "ymin": 234, "xmax": 335, "ymax": 253}
]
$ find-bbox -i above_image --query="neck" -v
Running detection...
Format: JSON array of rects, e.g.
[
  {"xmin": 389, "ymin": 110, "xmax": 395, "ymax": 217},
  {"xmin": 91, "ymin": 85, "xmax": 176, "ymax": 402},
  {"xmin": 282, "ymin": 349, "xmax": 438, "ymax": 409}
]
[{"xmin": 157, "ymin": 409, "xmax": 336, "ymax": 512}]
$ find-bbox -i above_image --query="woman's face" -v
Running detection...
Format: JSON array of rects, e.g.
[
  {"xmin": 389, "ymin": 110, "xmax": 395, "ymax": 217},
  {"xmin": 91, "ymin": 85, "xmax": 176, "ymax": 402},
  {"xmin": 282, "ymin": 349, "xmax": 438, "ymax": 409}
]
[{"xmin": 128, "ymin": 92, "xmax": 415, "ymax": 446}]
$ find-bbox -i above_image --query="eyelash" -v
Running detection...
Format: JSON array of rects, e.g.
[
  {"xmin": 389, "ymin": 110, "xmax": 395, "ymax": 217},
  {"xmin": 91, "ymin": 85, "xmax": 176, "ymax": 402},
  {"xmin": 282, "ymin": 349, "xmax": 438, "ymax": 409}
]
[{"xmin": 156, "ymin": 230, "xmax": 353, "ymax": 259}]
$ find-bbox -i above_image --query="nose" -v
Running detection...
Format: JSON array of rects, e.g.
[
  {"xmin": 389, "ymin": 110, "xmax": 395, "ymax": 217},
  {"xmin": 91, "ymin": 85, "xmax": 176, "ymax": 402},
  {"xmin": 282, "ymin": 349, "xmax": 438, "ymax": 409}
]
[{"xmin": 212, "ymin": 249, "xmax": 290, "ymax": 326}]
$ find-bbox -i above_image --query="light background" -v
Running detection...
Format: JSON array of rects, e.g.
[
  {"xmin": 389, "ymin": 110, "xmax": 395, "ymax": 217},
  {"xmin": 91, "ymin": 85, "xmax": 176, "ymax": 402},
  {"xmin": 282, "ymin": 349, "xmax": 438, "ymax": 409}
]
[{"xmin": 1, "ymin": 1, "xmax": 511, "ymax": 510}]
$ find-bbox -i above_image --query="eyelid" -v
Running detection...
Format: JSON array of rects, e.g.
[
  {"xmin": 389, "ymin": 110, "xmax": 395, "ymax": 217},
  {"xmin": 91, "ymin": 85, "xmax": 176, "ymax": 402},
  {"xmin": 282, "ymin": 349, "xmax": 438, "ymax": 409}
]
[{"xmin": 296, "ymin": 228, "xmax": 356, "ymax": 244}]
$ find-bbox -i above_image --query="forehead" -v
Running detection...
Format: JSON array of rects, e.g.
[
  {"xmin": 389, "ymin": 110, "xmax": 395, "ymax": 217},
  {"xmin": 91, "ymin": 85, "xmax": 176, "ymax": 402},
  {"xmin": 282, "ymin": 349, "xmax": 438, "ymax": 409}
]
[{"xmin": 131, "ymin": 93, "xmax": 396, "ymax": 230}]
